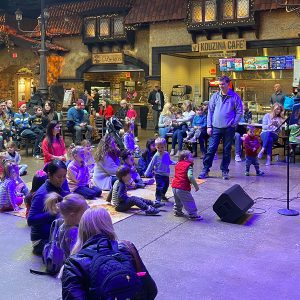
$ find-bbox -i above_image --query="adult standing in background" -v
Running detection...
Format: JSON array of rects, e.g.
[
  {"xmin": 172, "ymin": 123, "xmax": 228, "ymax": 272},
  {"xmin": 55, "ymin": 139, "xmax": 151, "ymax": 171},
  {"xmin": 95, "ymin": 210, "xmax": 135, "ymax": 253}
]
[
  {"xmin": 198, "ymin": 76, "xmax": 243, "ymax": 180},
  {"xmin": 148, "ymin": 85, "xmax": 165, "ymax": 133},
  {"xmin": 270, "ymin": 84, "xmax": 285, "ymax": 106},
  {"xmin": 92, "ymin": 89, "xmax": 100, "ymax": 113}
]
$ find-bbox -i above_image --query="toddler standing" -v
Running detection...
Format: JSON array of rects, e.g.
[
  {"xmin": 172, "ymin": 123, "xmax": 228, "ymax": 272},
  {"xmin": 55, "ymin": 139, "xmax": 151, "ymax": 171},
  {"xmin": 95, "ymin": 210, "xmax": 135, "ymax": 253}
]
[
  {"xmin": 126, "ymin": 103, "xmax": 137, "ymax": 121},
  {"xmin": 144, "ymin": 137, "xmax": 176, "ymax": 207},
  {"xmin": 67, "ymin": 146, "xmax": 102, "ymax": 199},
  {"xmin": 172, "ymin": 150, "xmax": 202, "ymax": 220},
  {"xmin": 5, "ymin": 141, "xmax": 28, "ymax": 176},
  {"xmin": 244, "ymin": 125, "xmax": 264, "ymax": 176}
]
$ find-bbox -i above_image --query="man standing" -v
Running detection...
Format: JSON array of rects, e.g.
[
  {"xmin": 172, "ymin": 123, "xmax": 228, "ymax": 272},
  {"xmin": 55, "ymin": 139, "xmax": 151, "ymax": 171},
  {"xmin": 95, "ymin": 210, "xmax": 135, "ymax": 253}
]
[
  {"xmin": 67, "ymin": 99, "xmax": 93, "ymax": 145},
  {"xmin": 270, "ymin": 84, "xmax": 285, "ymax": 106},
  {"xmin": 198, "ymin": 76, "xmax": 243, "ymax": 180},
  {"xmin": 148, "ymin": 85, "xmax": 165, "ymax": 133}
]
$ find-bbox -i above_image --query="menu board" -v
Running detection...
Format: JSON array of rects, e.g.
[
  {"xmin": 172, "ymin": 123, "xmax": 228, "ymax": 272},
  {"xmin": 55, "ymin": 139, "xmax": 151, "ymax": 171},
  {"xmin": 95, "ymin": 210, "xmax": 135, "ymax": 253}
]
[
  {"xmin": 243, "ymin": 57, "xmax": 269, "ymax": 70},
  {"xmin": 219, "ymin": 58, "xmax": 243, "ymax": 72},
  {"xmin": 269, "ymin": 56, "xmax": 295, "ymax": 70}
]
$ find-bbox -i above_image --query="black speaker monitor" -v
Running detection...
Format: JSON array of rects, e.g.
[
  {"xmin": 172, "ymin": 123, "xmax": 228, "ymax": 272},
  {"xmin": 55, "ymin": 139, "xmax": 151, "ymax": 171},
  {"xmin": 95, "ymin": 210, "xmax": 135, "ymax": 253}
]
[{"xmin": 213, "ymin": 184, "xmax": 254, "ymax": 223}]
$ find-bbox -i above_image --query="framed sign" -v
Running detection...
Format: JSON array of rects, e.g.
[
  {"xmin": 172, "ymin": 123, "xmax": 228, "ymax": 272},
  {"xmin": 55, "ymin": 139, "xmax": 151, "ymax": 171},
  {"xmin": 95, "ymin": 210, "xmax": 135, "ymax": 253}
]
[
  {"xmin": 63, "ymin": 90, "xmax": 73, "ymax": 108},
  {"xmin": 92, "ymin": 53, "xmax": 124, "ymax": 64}
]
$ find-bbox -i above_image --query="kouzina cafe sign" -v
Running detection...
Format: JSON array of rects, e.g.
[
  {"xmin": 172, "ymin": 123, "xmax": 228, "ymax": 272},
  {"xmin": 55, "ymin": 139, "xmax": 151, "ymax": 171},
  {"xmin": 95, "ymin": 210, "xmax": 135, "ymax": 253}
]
[
  {"xmin": 192, "ymin": 39, "xmax": 246, "ymax": 53},
  {"xmin": 92, "ymin": 53, "xmax": 124, "ymax": 64}
]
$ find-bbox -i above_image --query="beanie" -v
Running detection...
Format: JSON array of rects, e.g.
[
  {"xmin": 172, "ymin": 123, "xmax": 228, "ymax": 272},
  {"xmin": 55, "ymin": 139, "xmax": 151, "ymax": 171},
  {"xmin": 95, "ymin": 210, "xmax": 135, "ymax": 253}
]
[{"xmin": 18, "ymin": 101, "xmax": 26, "ymax": 108}]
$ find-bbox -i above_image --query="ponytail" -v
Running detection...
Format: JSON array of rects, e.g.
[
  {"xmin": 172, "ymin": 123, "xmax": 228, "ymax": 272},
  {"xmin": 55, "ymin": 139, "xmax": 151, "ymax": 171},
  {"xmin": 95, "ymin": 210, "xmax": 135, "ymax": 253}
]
[{"xmin": 44, "ymin": 192, "xmax": 63, "ymax": 215}]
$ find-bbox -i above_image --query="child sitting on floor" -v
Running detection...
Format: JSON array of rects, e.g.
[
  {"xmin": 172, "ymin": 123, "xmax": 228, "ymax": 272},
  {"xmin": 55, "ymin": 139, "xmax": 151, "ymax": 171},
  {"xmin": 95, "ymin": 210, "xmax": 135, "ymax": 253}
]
[
  {"xmin": 137, "ymin": 138, "xmax": 156, "ymax": 177},
  {"xmin": 4, "ymin": 141, "xmax": 28, "ymax": 176},
  {"xmin": 24, "ymin": 170, "xmax": 48, "ymax": 218},
  {"xmin": 0, "ymin": 160, "xmax": 28, "ymax": 212},
  {"xmin": 81, "ymin": 139, "xmax": 95, "ymax": 175},
  {"xmin": 67, "ymin": 146, "xmax": 102, "ymax": 199},
  {"xmin": 111, "ymin": 165, "xmax": 159, "ymax": 215},
  {"xmin": 123, "ymin": 122, "xmax": 140, "ymax": 157},
  {"xmin": 66, "ymin": 143, "xmax": 76, "ymax": 167},
  {"xmin": 172, "ymin": 150, "xmax": 202, "ymax": 220},
  {"xmin": 144, "ymin": 137, "xmax": 176, "ymax": 208},
  {"xmin": 121, "ymin": 149, "xmax": 154, "ymax": 189},
  {"xmin": 45, "ymin": 192, "xmax": 89, "ymax": 260},
  {"xmin": 243, "ymin": 125, "xmax": 264, "ymax": 176}
]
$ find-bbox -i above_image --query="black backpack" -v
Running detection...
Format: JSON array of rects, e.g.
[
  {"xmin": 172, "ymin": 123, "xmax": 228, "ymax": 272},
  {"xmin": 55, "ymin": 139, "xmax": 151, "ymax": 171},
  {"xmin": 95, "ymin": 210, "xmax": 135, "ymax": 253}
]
[{"xmin": 81, "ymin": 239, "xmax": 142, "ymax": 300}]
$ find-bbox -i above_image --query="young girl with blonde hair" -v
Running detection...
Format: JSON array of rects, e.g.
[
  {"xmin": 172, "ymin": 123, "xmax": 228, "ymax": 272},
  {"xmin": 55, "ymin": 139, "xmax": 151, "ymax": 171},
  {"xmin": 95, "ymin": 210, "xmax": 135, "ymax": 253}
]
[
  {"xmin": 158, "ymin": 102, "xmax": 173, "ymax": 138},
  {"xmin": 61, "ymin": 207, "xmax": 158, "ymax": 299},
  {"xmin": 45, "ymin": 192, "xmax": 88, "ymax": 259}
]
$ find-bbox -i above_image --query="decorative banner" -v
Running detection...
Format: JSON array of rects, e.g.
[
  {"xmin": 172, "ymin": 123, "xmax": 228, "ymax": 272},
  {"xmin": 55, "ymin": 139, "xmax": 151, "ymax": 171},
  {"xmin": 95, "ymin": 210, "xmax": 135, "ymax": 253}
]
[
  {"xmin": 92, "ymin": 53, "xmax": 124, "ymax": 64},
  {"xmin": 293, "ymin": 59, "xmax": 300, "ymax": 87},
  {"xmin": 195, "ymin": 39, "xmax": 246, "ymax": 53}
]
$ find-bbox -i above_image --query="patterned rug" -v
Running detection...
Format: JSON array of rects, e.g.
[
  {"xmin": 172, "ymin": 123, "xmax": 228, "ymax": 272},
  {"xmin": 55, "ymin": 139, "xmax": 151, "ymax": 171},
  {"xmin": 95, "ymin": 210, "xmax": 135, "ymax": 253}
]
[{"xmin": 5, "ymin": 179, "xmax": 206, "ymax": 222}]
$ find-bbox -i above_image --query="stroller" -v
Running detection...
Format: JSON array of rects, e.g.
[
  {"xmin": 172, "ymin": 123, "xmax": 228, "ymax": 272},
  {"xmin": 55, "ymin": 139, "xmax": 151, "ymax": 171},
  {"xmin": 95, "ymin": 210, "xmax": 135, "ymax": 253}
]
[{"xmin": 106, "ymin": 116, "xmax": 125, "ymax": 150}]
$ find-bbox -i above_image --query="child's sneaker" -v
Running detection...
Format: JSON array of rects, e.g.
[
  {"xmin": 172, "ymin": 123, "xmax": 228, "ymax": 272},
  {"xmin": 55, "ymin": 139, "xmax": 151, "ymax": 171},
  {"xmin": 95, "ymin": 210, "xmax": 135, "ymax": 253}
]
[
  {"xmin": 153, "ymin": 201, "xmax": 165, "ymax": 208},
  {"xmin": 188, "ymin": 215, "xmax": 203, "ymax": 221},
  {"xmin": 245, "ymin": 171, "xmax": 250, "ymax": 176},
  {"xmin": 256, "ymin": 170, "xmax": 265, "ymax": 176},
  {"xmin": 145, "ymin": 206, "xmax": 160, "ymax": 215},
  {"xmin": 174, "ymin": 211, "xmax": 185, "ymax": 217}
]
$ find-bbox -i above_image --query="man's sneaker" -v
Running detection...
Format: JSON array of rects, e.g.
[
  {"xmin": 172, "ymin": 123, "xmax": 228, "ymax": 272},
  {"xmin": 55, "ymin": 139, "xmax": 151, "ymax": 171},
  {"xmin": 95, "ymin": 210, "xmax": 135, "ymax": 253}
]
[
  {"xmin": 188, "ymin": 215, "xmax": 203, "ymax": 221},
  {"xmin": 161, "ymin": 196, "xmax": 169, "ymax": 202},
  {"xmin": 256, "ymin": 170, "xmax": 265, "ymax": 176},
  {"xmin": 174, "ymin": 151, "xmax": 181, "ymax": 157},
  {"xmin": 153, "ymin": 202, "xmax": 165, "ymax": 208},
  {"xmin": 198, "ymin": 171, "xmax": 209, "ymax": 179},
  {"xmin": 174, "ymin": 211, "xmax": 185, "ymax": 217},
  {"xmin": 222, "ymin": 172, "xmax": 230, "ymax": 180},
  {"xmin": 145, "ymin": 206, "xmax": 160, "ymax": 215},
  {"xmin": 235, "ymin": 154, "xmax": 242, "ymax": 162},
  {"xmin": 245, "ymin": 171, "xmax": 250, "ymax": 176},
  {"xmin": 170, "ymin": 149, "xmax": 175, "ymax": 156},
  {"xmin": 265, "ymin": 158, "xmax": 271, "ymax": 166}
]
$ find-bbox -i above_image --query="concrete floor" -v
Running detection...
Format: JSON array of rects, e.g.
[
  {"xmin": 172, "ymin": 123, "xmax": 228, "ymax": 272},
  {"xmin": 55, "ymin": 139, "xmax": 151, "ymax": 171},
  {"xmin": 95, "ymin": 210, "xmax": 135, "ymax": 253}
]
[{"xmin": 1, "ymin": 129, "xmax": 300, "ymax": 300}]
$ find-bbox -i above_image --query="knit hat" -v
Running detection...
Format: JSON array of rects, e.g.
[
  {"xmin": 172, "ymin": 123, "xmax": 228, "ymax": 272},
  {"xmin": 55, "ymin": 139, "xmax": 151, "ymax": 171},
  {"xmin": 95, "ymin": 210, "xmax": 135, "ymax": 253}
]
[{"xmin": 18, "ymin": 101, "xmax": 26, "ymax": 108}]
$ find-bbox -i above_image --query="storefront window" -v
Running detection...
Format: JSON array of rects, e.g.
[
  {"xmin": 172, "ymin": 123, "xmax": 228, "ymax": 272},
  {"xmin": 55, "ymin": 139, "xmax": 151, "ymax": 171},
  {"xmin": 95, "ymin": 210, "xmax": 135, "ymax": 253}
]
[
  {"xmin": 223, "ymin": 0, "xmax": 234, "ymax": 19},
  {"xmin": 205, "ymin": 0, "xmax": 216, "ymax": 22},
  {"xmin": 113, "ymin": 16, "xmax": 124, "ymax": 36},
  {"xmin": 84, "ymin": 18, "xmax": 96, "ymax": 38},
  {"xmin": 99, "ymin": 18, "xmax": 110, "ymax": 37},
  {"xmin": 191, "ymin": 1, "xmax": 202, "ymax": 23},
  {"xmin": 237, "ymin": 0, "xmax": 250, "ymax": 18}
]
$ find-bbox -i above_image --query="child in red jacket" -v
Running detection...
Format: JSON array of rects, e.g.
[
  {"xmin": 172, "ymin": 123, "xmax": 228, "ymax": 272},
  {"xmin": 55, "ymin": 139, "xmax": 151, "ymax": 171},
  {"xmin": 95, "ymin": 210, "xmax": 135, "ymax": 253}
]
[
  {"xmin": 243, "ymin": 125, "xmax": 264, "ymax": 176},
  {"xmin": 171, "ymin": 150, "xmax": 202, "ymax": 220}
]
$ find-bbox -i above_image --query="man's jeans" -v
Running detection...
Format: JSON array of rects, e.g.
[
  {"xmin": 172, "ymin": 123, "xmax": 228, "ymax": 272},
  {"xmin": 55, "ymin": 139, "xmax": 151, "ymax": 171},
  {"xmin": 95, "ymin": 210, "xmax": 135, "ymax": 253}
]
[
  {"xmin": 234, "ymin": 132, "xmax": 242, "ymax": 156},
  {"xmin": 202, "ymin": 127, "xmax": 235, "ymax": 173},
  {"xmin": 74, "ymin": 125, "xmax": 93, "ymax": 145}
]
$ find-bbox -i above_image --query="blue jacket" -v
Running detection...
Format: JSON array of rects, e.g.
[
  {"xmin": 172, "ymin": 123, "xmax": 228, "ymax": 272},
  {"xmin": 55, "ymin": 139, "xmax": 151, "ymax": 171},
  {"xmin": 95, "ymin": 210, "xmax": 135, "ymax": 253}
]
[
  {"xmin": 27, "ymin": 180, "xmax": 70, "ymax": 241},
  {"xmin": 14, "ymin": 112, "xmax": 31, "ymax": 132},
  {"xmin": 192, "ymin": 115, "xmax": 207, "ymax": 128},
  {"xmin": 67, "ymin": 107, "xmax": 89, "ymax": 126}
]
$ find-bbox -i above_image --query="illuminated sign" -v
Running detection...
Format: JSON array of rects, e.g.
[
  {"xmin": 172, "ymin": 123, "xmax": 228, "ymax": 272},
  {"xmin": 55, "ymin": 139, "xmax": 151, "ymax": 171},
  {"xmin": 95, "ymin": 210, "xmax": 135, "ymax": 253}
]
[
  {"xmin": 193, "ymin": 39, "xmax": 246, "ymax": 53},
  {"xmin": 92, "ymin": 53, "xmax": 124, "ymax": 64}
]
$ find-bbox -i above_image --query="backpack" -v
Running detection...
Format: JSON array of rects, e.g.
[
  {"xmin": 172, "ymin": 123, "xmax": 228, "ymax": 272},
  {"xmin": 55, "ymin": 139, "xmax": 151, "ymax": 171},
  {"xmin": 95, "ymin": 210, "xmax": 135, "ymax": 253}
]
[
  {"xmin": 81, "ymin": 239, "xmax": 142, "ymax": 300},
  {"xmin": 42, "ymin": 218, "xmax": 65, "ymax": 275}
]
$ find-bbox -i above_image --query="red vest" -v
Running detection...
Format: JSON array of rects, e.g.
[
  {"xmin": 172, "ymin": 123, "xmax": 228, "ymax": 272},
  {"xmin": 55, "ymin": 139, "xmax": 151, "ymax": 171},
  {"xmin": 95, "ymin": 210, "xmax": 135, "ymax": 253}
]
[{"xmin": 172, "ymin": 160, "xmax": 193, "ymax": 191}]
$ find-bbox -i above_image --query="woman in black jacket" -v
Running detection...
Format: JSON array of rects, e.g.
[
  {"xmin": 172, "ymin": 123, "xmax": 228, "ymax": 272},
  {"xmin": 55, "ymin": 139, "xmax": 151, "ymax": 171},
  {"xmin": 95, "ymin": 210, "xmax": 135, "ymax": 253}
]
[
  {"xmin": 61, "ymin": 207, "xmax": 157, "ymax": 300},
  {"xmin": 27, "ymin": 160, "xmax": 70, "ymax": 255}
]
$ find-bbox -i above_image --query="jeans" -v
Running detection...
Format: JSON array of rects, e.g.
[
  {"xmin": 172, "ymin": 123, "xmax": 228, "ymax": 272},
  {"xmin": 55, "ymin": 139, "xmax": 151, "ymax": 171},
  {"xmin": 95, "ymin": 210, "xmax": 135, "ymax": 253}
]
[
  {"xmin": 245, "ymin": 156, "xmax": 260, "ymax": 173},
  {"xmin": 260, "ymin": 131, "xmax": 278, "ymax": 155},
  {"xmin": 20, "ymin": 129, "xmax": 38, "ymax": 155},
  {"xmin": 171, "ymin": 125, "xmax": 188, "ymax": 151},
  {"xmin": 173, "ymin": 188, "xmax": 198, "ymax": 216},
  {"xmin": 155, "ymin": 174, "xmax": 169, "ymax": 202},
  {"xmin": 202, "ymin": 127, "xmax": 235, "ymax": 173},
  {"xmin": 192, "ymin": 129, "xmax": 208, "ymax": 155},
  {"xmin": 19, "ymin": 164, "xmax": 28, "ymax": 176},
  {"xmin": 159, "ymin": 127, "xmax": 170, "ymax": 139},
  {"xmin": 74, "ymin": 185, "xmax": 102, "ymax": 199},
  {"xmin": 74, "ymin": 125, "xmax": 93, "ymax": 145},
  {"xmin": 152, "ymin": 110, "xmax": 160, "ymax": 132},
  {"xmin": 115, "ymin": 197, "xmax": 153, "ymax": 212},
  {"xmin": 234, "ymin": 132, "xmax": 242, "ymax": 156},
  {"xmin": 32, "ymin": 127, "xmax": 45, "ymax": 155}
]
